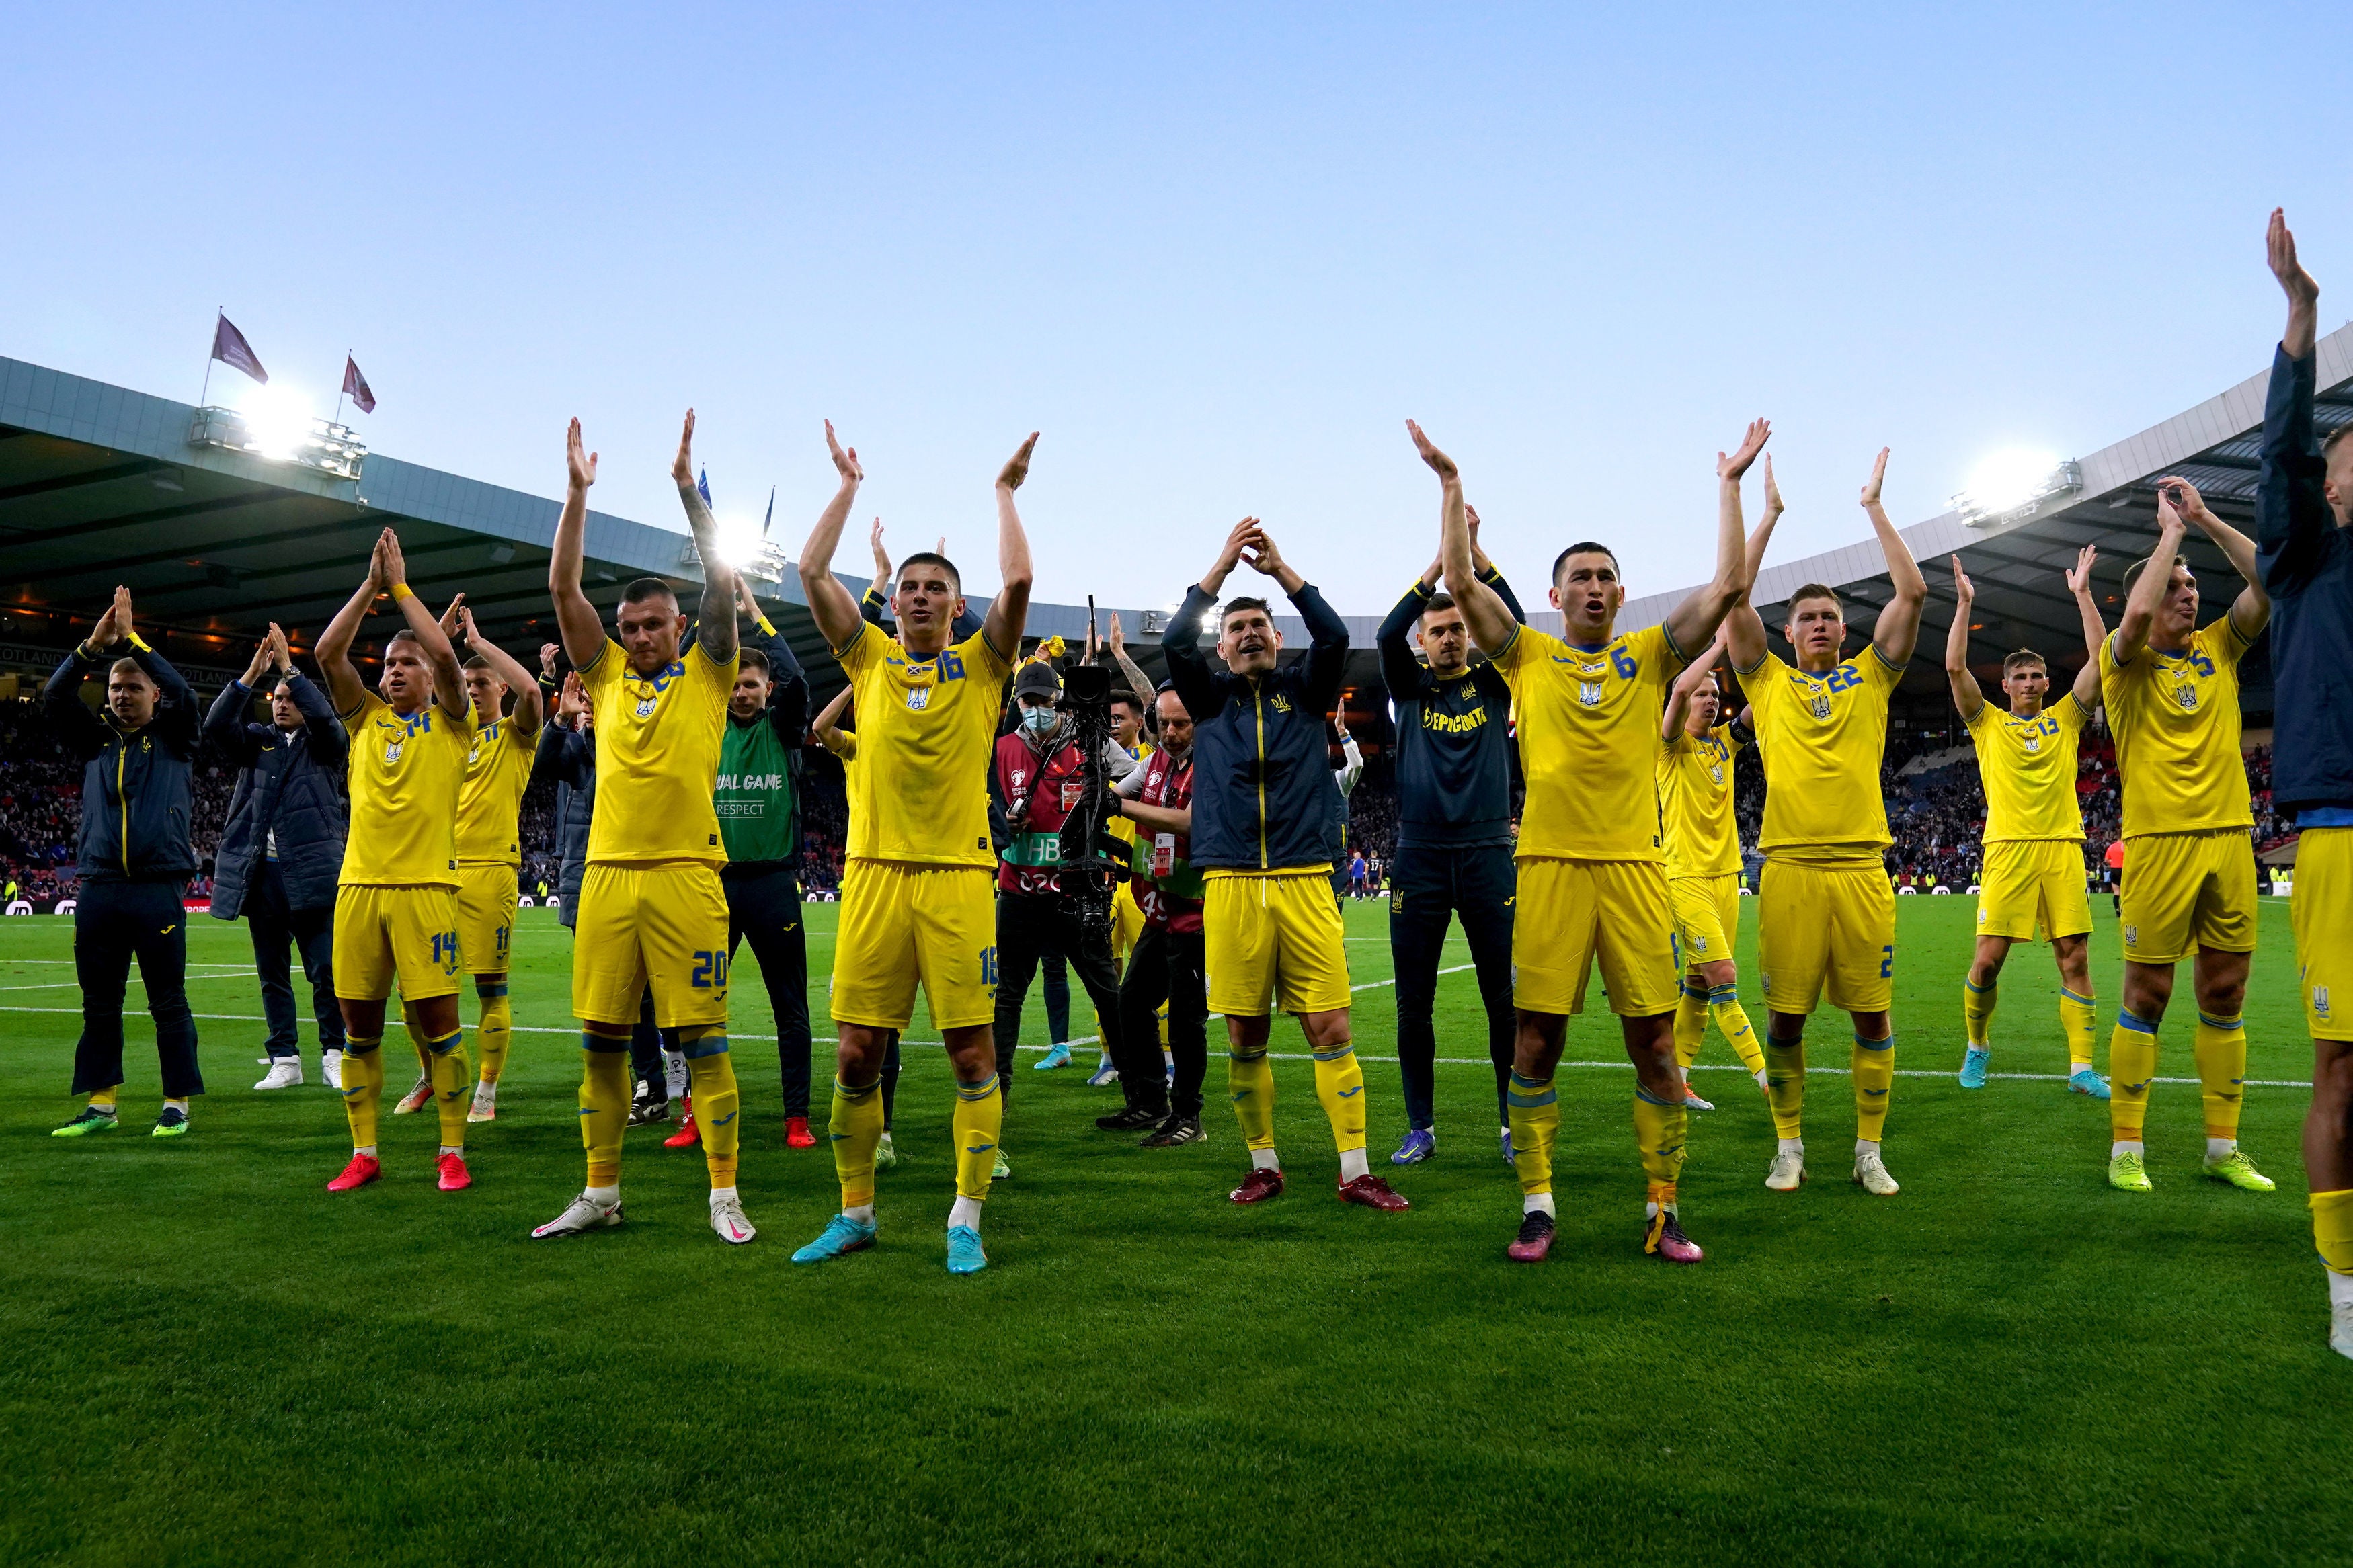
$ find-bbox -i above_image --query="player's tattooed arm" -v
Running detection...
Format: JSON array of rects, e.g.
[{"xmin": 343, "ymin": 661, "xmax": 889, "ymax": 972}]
[
  {"xmin": 2157, "ymin": 476, "xmax": 2270, "ymax": 641},
  {"xmin": 317, "ymin": 533, "xmax": 389, "ymax": 718},
  {"xmin": 1863, "ymin": 448, "xmax": 1927, "ymax": 667},
  {"xmin": 797, "ymin": 421, "xmax": 869, "ymax": 653},
  {"xmin": 1943, "ymin": 558, "xmax": 1985, "ymax": 721},
  {"xmin": 1411, "ymin": 421, "xmax": 1517, "ymax": 655},
  {"xmin": 2065, "ymin": 545, "xmax": 2106, "ymax": 710},
  {"xmin": 671, "ymin": 410, "xmax": 738, "ymax": 664},
  {"xmin": 1105, "ymin": 612, "xmax": 1155, "ymax": 716},
  {"xmin": 1725, "ymin": 455, "xmax": 1781, "ymax": 673},
  {"xmin": 459, "ymin": 606, "xmax": 544, "ymax": 733},
  {"xmin": 549, "ymin": 419, "xmax": 608, "ymax": 671},
  {"xmin": 382, "ymin": 535, "xmax": 469, "ymax": 722},
  {"xmin": 2115, "ymin": 493, "xmax": 2188, "ymax": 664},
  {"xmin": 1665, "ymin": 419, "xmax": 1771, "ymax": 659},
  {"xmin": 982, "ymin": 433, "xmax": 1039, "ymax": 663}
]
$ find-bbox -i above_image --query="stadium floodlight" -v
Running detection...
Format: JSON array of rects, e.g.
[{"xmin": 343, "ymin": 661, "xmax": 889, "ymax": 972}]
[
  {"xmin": 1954, "ymin": 449, "xmax": 2082, "ymax": 527},
  {"xmin": 679, "ymin": 522, "xmax": 790, "ymax": 584},
  {"xmin": 188, "ymin": 386, "xmax": 366, "ymax": 481}
]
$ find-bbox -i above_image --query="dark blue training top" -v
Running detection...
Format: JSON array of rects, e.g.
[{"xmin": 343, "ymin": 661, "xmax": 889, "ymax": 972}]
[
  {"xmin": 1378, "ymin": 567, "xmax": 1525, "ymax": 850},
  {"xmin": 2256, "ymin": 343, "xmax": 2353, "ymax": 819}
]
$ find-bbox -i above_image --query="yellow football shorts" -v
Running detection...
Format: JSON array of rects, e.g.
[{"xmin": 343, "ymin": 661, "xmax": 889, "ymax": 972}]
[
  {"xmin": 2120, "ymin": 828, "xmax": 2256, "ymax": 964},
  {"xmin": 572, "ymin": 860, "xmax": 731, "ymax": 1030},
  {"xmin": 1976, "ymin": 839, "xmax": 2093, "ymax": 942},
  {"xmin": 1513, "ymin": 857, "xmax": 1681, "ymax": 1018},
  {"xmin": 454, "ymin": 862, "xmax": 519, "ymax": 975},
  {"xmin": 1112, "ymin": 880, "xmax": 1145, "ymax": 963},
  {"xmin": 830, "ymin": 860, "xmax": 998, "ymax": 1032},
  {"xmin": 1757, "ymin": 856, "xmax": 1895, "ymax": 1016},
  {"xmin": 1669, "ymin": 873, "xmax": 1742, "ymax": 973},
  {"xmin": 1203, "ymin": 867, "xmax": 1351, "ymax": 1016},
  {"xmin": 333, "ymin": 884, "xmax": 461, "ymax": 1003},
  {"xmin": 2292, "ymin": 827, "xmax": 2353, "ymax": 1041}
]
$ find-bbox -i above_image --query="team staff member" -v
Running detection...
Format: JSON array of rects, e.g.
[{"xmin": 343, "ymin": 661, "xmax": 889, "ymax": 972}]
[
  {"xmin": 791, "ymin": 423, "xmax": 1036, "ymax": 1276},
  {"xmin": 1375, "ymin": 506, "xmax": 1525, "ymax": 1167},
  {"xmin": 1164, "ymin": 518, "xmax": 1408, "ymax": 1212},
  {"xmin": 1944, "ymin": 550, "xmax": 2110, "ymax": 1096},
  {"xmin": 1415, "ymin": 417, "xmax": 1758, "ymax": 1264},
  {"xmin": 533, "ymin": 413, "xmax": 754, "ymax": 1246},
  {"xmin": 1112, "ymin": 686, "xmax": 1207, "ymax": 1144},
  {"xmin": 721, "ymin": 577, "xmax": 816, "ymax": 1149},
  {"xmin": 313, "ymin": 530, "xmax": 479, "ymax": 1192},
  {"xmin": 208, "ymin": 623, "xmax": 349, "ymax": 1093},
  {"xmin": 47, "ymin": 586, "xmax": 206, "ymax": 1140},
  {"xmin": 2256, "ymin": 209, "xmax": 2353, "ymax": 1356},
  {"xmin": 2098, "ymin": 475, "xmax": 2275, "ymax": 1196}
]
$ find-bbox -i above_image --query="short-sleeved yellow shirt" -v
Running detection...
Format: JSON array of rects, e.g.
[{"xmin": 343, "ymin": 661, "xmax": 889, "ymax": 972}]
[
  {"xmin": 1657, "ymin": 723, "xmax": 1744, "ymax": 877},
  {"xmin": 1490, "ymin": 622, "xmax": 1683, "ymax": 862},
  {"xmin": 1740, "ymin": 646, "xmax": 1903, "ymax": 858},
  {"xmin": 835, "ymin": 621, "xmax": 1012, "ymax": 867},
  {"xmin": 1965, "ymin": 692, "xmax": 2087, "ymax": 844},
  {"xmin": 454, "ymin": 712, "xmax": 539, "ymax": 866},
  {"xmin": 580, "ymin": 637, "xmax": 735, "ymax": 864},
  {"xmin": 2100, "ymin": 618, "xmax": 2254, "ymax": 839},
  {"xmin": 339, "ymin": 693, "xmax": 473, "ymax": 888}
]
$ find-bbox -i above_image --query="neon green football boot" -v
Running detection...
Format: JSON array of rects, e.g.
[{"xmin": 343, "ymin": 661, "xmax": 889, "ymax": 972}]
[
  {"xmin": 2108, "ymin": 1151, "xmax": 2153, "ymax": 1192},
  {"xmin": 52, "ymin": 1105, "xmax": 119, "ymax": 1139},
  {"xmin": 2203, "ymin": 1147, "xmax": 2275, "ymax": 1192}
]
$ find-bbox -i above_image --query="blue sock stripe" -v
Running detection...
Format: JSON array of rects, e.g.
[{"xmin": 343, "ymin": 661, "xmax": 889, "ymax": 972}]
[
  {"xmin": 2196, "ymin": 1013, "xmax": 2244, "ymax": 1032},
  {"xmin": 424, "ymin": 1028, "xmax": 464, "ymax": 1055},
  {"xmin": 679, "ymin": 1033, "xmax": 731, "ymax": 1059},
  {"xmin": 1853, "ymin": 1032, "xmax": 1892, "ymax": 1052},
  {"xmin": 1708, "ymin": 985, "xmax": 1737, "ymax": 1003},
  {"xmin": 955, "ymin": 1074, "xmax": 1000, "ymax": 1101},
  {"xmin": 1507, "ymin": 1085, "xmax": 1558, "ymax": 1109},
  {"xmin": 1228, "ymin": 1046, "xmax": 1268, "ymax": 1063},
  {"xmin": 833, "ymin": 1076, "xmax": 880, "ymax": 1101},
  {"xmin": 1966, "ymin": 979, "xmax": 1994, "ymax": 995},
  {"xmin": 1634, "ymin": 1085, "xmax": 1679, "ymax": 1107},
  {"xmin": 1683, "ymin": 985, "xmax": 1710, "ymax": 1002},
  {"xmin": 1310, "ymin": 1043, "xmax": 1357, "ymax": 1063},
  {"xmin": 2117, "ymin": 1011, "xmax": 2158, "ymax": 1035},
  {"xmin": 475, "ymin": 982, "xmax": 510, "ymax": 999},
  {"xmin": 2060, "ymin": 988, "xmax": 2094, "ymax": 1006},
  {"xmin": 581, "ymin": 1030, "xmax": 631, "ymax": 1053}
]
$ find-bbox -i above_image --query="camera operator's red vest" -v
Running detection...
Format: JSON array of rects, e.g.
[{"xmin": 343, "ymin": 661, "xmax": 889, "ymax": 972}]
[
  {"xmin": 994, "ymin": 733, "xmax": 1091, "ymax": 897},
  {"xmin": 1129, "ymin": 748, "xmax": 1203, "ymax": 935}
]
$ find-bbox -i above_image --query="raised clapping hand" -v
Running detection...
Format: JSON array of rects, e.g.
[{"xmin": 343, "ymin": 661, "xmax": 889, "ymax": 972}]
[
  {"xmin": 2065, "ymin": 544, "xmax": 2098, "ymax": 597},
  {"xmin": 540, "ymin": 643, "xmax": 561, "ymax": 680},
  {"xmin": 672, "ymin": 409, "xmax": 697, "ymax": 487},
  {"xmin": 438, "ymin": 591, "xmax": 468, "ymax": 640},
  {"xmin": 998, "ymin": 432, "xmax": 1039, "ymax": 492},
  {"xmin": 2270, "ymin": 207, "xmax": 2319, "ymax": 313},
  {"xmin": 826, "ymin": 420, "xmax": 862, "ymax": 487},
  {"xmin": 1406, "ymin": 419, "xmax": 1456, "ymax": 481},
  {"xmin": 1763, "ymin": 454, "xmax": 1784, "ymax": 519},
  {"xmin": 1719, "ymin": 418, "xmax": 1772, "ymax": 482},
  {"xmin": 1860, "ymin": 448, "xmax": 1890, "ymax": 511},
  {"xmin": 1107, "ymin": 611, "xmax": 1126, "ymax": 659},
  {"xmin": 567, "ymin": 418, "xmax": 598, "ymax": 493}
]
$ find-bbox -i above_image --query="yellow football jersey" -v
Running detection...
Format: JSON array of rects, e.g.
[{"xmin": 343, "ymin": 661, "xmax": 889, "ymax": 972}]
[
  {"xmin": 338, "ymin": 693, "xmax": 473, "ymax": 888},
  {"xmin": 836, "ymin": 620, "xmax": 1012, "ymax": 867},
  {"xmin": 580, "ymin": 637, "xmax": 735, "ymax": 864},
  {"xmin": 1966, "ymin": 692, "xmax": 2086, "ymax": 843},
  {"xmin": 1493, "ymin": 622, "xmax": 1683, "ymax": 862},
  {"xmin": 1657, "ymin": 723, "xmax": 1744, "ymax": 876},
  {"xmin": 454, "ymin": 713, "xmax": 539, "ymax": 865},
  {"xmin": 1740, "ymin": 647, "xmax": 1901, "ymax": 856},
  {"xmin": 2100, "ymin": 618, "xmax": 2254, "ymax": 839}
]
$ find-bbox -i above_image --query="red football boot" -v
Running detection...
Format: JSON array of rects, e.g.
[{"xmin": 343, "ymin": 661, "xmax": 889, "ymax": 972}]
[
  {"xmin": 663, "ymin": 1094, "xmax": 699, "ymax": 1149},
  {"xmin": 327, "ymin": 1153, "xmax": 381, "ymax": 1192},
  {"xmin": 1337, "ymin": 1172, "xmax": 1410, "ymax": 1211},
  {"xmin": 1229, "ymin": 1165, "xmax": 1285, "ymax": 1204},
  {"xmin": 437, "ymin": 1151, "xmax": 472, "ymax": 1192},
  {"xmin": 785, "ymin": 1115, "xmax": 817, "ymax": 1149}
]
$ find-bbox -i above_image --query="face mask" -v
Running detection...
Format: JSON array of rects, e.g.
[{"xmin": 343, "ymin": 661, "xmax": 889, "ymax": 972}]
[{"xmin": 1021, "ymin": 706, "xmax": 1057, "ymax": 735}]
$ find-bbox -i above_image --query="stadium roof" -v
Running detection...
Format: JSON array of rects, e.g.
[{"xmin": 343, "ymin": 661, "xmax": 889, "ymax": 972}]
[{"xmin": 1621, "ymin": 321, "xmax": 2353, "ymax": 716}]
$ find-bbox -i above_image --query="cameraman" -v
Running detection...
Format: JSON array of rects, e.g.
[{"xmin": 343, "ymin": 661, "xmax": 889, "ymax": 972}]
[{"xmin": 988, "ymin": 659, "xmax": 1140, "ymax": 1152}]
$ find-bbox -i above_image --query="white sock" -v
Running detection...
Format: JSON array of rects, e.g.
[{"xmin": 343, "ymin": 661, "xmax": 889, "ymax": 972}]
[
  {"xmin": 1523, "ymin": 1192, "xmax": 1556, "ymax": 1217},
  {"xmin": 438, "ymin": 1145, "xmax": 463, "ymax": 1158},
  {"xmin": 2329, "ymin": 1269, "xmax": 2353, "ymax": 1308},
  {"xmin": 1778, "ymin": 1138, "xmax": 1804, "ymax": 1158},
  {"xmin": 1754, "ymin": 1069, "xmax": 1771, "ymax": 1091},
  {"xmin": 948, "ymin": 1194, "xmax": 984, "ymax": 1230},
  {"xmin": 709, "ymin": 1185, "xmax": 737, "ymax": 1207},
  {"xmin": 845, "ymin": 1202, "xmax": 877, "ymax": 1224},
  {"xmin": 354, "ymin": 1144, "xmax": 378, "ymax": 1157},
  {"xmin": 585, "ymin": 1184, "xmax": 619, "ymax": 1205},
  {"xmin": 475, "ymin": 1079, "xmax": 497, "ymax": 1099},
  {"xmin": 164, "ymin": 1098, "xmax": 189, "ymax": 1112},
  {"xmin": 1856, "ymin": 1138, "xmax": 1879, "ymax": 1159},
  {"xmin": 1250, "ymin": 1147, "xmax": 1281, "ymax": 1171},
  {"xmin": 2206, "ymin": 1137, "xmax": 2237, "ymax": 1161},
  {"xmin": 2112, "ymin": 1140, "xmax": 2145, "ymax": 1159},
  {"xmin": 1338, "ymin": 1147, "xmax": 1371, "ymax": 1182}
]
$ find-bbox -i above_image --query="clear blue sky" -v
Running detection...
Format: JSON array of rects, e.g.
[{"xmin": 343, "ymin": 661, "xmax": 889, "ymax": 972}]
[{"xmin": 7, "ymin": 2, "xmax": 2350, "ymax": 614}]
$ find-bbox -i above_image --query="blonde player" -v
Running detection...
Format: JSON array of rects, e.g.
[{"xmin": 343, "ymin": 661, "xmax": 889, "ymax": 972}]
[
  {"xmin": 388, "ymin": 596, "xmax": 543, "ymax": 1124},
  {"xmin": 2098, "ymin": 477, "xmax": 2273, "ymax": 1195},
  {"xmin": 1657, "ymin": 633, "xmax": 1767, "ymax": 1109},
  {"xmin": 1412, "ymin": 417, "xmax": 1762, "ymax": 1264},
  {"xmin": 1944, "ymin": 549, "xmax": 2109, "ymax": 1097},
  {"xmin": 313, "ymin": 529, "xmax": 478, "ymax": 1194},
  {"xmin": 532, "ymin": 412, "xmax": 754, "ymax": 1245},
  {"xmin": 1725, "ymin": 448, "xmax": 1927, "ymax": 1198},
  {"xmin": 791, "ymin": 423, "xmax": 1036, "ymax": 1276}
]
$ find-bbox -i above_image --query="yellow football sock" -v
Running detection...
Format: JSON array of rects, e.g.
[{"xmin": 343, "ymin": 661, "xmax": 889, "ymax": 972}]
[
  {"xmin": 2059, "ymin": 988, "xmax": 2098, "ymax": 1071},
  {"xmin": 2193, "ymin": 1011, "xmax": 2246, "ymax": 1141},
  {"xmin": 1708, "ymin": 985, "xmax": 1765, "ymax": 1077},
  {"xmin": 831, "ymin": 1075, "xmax": 885, "ymax": 1206},
  {"xmin": 952, "ymin": 1072, "xmax": 1002, "ymax": 1202},
  {"xmin": 579, "ymin": 1032, "xmax": 631, "ymax": 1188},
  {"xmin": 1228, "ymin": 1047, "xmax": 1277, "ymax": 1151},
  {"xmin": 1673, "ymin": 985, "xmax": 1708, "ymax": 1070},
  {"xmin": 1633, "ymin": 1087, "xmax": 1687, "ymax": 1188},
  {"xmin": 424, "ymin": 1028, "xmax": 470, "ymax": 1148},
  {"xmin": 1765, "ymin": 1030, "xmax": 1806, "ymax": 1140},
  {"xmin": 2110, "ymin": 1012, "xmax": 2160, "ymax": 1143},
  {"xmin": 1311, "ymin": 1041, "xmax": 1367, "ymax": 1154},
  {"xmin": 1853, "ymin": 1032, "xmax": 1893, "ymax": 1143},
  {"xmin": 2312, "ymin": 1189, "xmax": 2353, "ymax": 1275},
  {"xmin": 340, "ymin": 1037, "xmax": 384, "ymax": 1151},
  {"xmin": 1507, "ymin": 1071, "xmax": 1559, "ymax": 1196},
  {"xmin": 89, "ymin": 1085, "xmax": 120, "ymax": 1110},
  {"xmin": 475, "ymin": 983, "xmax": 512, "ymax": 1085},
  {"xmin": 1963, "ymin": 979, "xmax": 1997, "ymax": 1048},
  {"xmin": 681, "ymin": 1033, "xmax": 741, "ymax": 1188}
]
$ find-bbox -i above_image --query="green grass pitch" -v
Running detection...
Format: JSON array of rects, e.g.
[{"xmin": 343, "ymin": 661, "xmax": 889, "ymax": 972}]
[{"xmin": 2, "ymin": 891, "xmax": 2346, "ymax": 1566}]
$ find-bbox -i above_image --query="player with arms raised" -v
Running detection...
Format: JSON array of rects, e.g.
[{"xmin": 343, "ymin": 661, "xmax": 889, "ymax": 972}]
[
  {"xmin": 1725, "ymin": 448, "xmax": 1927, "ymax": 1198},
  {"xmin": 1944, "ymin": 549, "xmax": 2110, "ymax": 1096},
  {"xmin": 532, "ymin": 413, "xmax": 754, "ymax": 1245},
  {"xmin": 791, "ymin": 423, "xmax": 1035, "ymax": 1276},
  {"xmin": 1412, "ymin": 417, "xmax": 1761, "ymax": 1264}
]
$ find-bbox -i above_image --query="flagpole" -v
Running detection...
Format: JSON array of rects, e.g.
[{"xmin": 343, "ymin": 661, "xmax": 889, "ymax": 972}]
[
  {"xmin": 333, "ymin": 349, "xmax": 348, "ymax": 427},
  {"xmin": 199, "ymin": 308, "xmax": 219, "ymax": 409}
]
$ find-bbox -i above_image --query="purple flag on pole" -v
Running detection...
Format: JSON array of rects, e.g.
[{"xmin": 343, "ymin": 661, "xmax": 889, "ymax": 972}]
[
  {"xmin": 342, "ymin": 356, "xmax": 376, "ymax": 415},
  {"xmin": 210, "ymin": 313, "xmax": 268, "ymax": 384}
]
